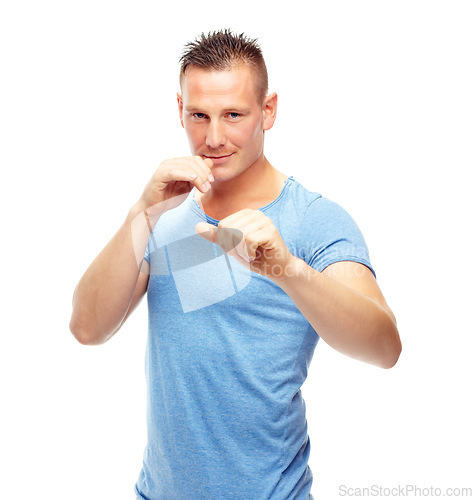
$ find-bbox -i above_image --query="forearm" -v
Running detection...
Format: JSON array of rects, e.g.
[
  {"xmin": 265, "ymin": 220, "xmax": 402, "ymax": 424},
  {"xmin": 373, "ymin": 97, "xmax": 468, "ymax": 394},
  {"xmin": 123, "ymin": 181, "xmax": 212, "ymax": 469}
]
[
  {"xmin": 69, "ymin": 203, "xmax": 152, "ymax": 345},
  {"xmin": 276, "ymin": 257, "xmax": 401, "ymax": 368}
]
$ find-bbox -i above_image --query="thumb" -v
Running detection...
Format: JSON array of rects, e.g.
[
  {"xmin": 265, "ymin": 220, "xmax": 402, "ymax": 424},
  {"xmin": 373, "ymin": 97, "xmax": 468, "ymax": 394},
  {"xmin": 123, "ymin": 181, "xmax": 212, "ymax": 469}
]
[{"xmin": 195, "ymin": 222, "xmax": 217, "ymax": 243}]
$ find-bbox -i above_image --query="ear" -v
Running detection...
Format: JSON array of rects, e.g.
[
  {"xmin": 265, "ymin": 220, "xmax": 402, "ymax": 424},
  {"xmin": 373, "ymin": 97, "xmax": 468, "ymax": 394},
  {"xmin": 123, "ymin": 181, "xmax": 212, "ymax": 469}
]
[
  {"xmin": 262, "ymin": 92, "xmax": 278, "ymax": 131},
  {"xmin": 177, "ymin": 92, "xmax": 184, "ymax": 128}
]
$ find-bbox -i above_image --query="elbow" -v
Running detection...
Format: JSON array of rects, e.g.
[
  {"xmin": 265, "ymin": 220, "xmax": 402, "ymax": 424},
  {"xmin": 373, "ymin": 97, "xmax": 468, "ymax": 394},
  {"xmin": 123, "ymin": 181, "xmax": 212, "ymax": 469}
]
[
  {"xmin": 69, "ymin": 317, "xmax": 111, "ymax": 346},
  {"xmin": 380, "ymin": 343, "xmax": 402, "ymax": 369},
  {"xmin": 69, "ymin": 320, "xmax": 95, "ymax": 345},
  {"xmin": 379, "ymin": 323, "xmax": 402, "ymax": 369}
]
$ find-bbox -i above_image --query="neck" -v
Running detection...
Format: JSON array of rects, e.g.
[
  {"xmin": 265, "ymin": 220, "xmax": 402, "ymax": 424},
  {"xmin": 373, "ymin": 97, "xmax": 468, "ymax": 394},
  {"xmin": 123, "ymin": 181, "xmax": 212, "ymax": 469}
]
[
  {"xmin": 212, "ymin": 155, "xmax": 273, "ymax": 199},
  {"xmin": 196, "ymin": 155, "xmax": 288, "ymax": 220}
]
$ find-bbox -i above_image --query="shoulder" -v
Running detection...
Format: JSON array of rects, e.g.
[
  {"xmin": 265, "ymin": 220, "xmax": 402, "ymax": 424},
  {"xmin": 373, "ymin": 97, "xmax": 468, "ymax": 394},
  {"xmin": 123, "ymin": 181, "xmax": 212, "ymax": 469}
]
[
  {"xmin": 286, "ymin": 180, "xmax": 373, "ymax": 274},
  {"xmin": 285, "ymin": 178, "xmax": 354, "ymax": 225},
  {"xmin": 283, "ymin": 177, "xmax": 323, "ymax": 208}
]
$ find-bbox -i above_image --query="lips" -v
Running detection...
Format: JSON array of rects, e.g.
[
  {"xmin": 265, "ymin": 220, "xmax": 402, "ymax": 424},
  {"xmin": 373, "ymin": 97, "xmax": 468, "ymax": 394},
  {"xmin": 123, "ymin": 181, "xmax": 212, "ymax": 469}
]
[
  {"xmin": 202, "ymin": 152, "xmax": 235, "ymax": 165},
  {"xmin": 203, "ymin": 153, "xmax": 234, "ymax": 160}
]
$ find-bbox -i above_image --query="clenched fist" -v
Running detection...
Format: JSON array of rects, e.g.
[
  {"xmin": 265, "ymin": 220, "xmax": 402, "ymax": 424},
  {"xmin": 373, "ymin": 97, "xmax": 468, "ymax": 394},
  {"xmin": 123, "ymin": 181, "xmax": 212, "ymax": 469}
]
[
  {"xmin": 135, "ymin": 156, "xmax": 214, "ymax": 226},
  {"xmin": 195, "ymin": 208, "xmax": 296, "ymax": 281}
]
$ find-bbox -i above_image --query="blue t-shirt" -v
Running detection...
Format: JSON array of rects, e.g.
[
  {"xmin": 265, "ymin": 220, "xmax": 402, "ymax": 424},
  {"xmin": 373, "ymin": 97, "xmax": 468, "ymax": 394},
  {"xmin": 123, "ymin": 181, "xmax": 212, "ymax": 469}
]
[{"xmin": 135, "ymin": 177, "xmax": 374, "ymax": 500}]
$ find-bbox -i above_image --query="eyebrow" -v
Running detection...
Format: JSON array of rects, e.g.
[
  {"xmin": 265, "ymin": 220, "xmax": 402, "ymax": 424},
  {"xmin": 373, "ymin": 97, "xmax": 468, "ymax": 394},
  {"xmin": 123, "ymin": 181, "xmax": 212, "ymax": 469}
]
[{"xmin": 185, "ymin": 106, "xmax": 251, "ymax": 114}]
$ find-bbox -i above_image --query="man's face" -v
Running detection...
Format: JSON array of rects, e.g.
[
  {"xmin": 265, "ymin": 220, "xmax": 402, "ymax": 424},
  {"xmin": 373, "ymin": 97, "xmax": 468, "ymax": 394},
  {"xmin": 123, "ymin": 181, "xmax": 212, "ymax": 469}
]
[{"xmin": 178, "ymin": 64, "xmax": 276, "ymax": 183}]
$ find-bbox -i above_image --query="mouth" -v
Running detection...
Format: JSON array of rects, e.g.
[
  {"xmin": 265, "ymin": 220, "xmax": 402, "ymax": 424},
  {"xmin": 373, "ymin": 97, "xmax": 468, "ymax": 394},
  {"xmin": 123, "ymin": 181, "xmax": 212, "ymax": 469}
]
[
  {"xmin": 203, "ymin": 153, "xmax": 234, "ymax": 160},
  {"xmin": 202, "ymin": 153, "xmax": 235, "ymax": 165}
]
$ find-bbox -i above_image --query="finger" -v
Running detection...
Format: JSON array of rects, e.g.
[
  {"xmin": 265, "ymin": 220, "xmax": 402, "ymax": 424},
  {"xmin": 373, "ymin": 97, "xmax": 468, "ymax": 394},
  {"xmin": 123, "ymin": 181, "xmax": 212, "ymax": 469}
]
[
  {"xmin": 234, "ymin": 235, "xmax": 253, "ymax": 262},
  {"xmin": 218, "ymin": 208, "xmax": 256, "ymax": 228},
  {"xmin": 195, "ymin": 222, "xmax": 217, "ymax": 243},
  {"xmin": 165, "ymin": 168, "xmax": 209, "ymax": 194},
  {"xmin": 198, "ymin": 156, "xmax": 214, "ymax": 175},
  {"xmin": 194, "ymin": 156, "xmax": 215, "ymax": 184},
  {"xmin": 229, "ymin": 217, "xmax": 267, "ymax": 238},
  {"xmin": 221, "ymin": 222, "xmax": 262, "ymax": 262},
  {"xmin": 250, "ymin": 227, "xmax": 274, "ymax": 249},
  {"xmin": 217, "ymin": 226, "xmax": 244, "ymax": 254},
  {"xmin": 176, "ymin": 162, "xmax": 211, "ymax": 194},
  {"xmin": 162, "ymin": 158, "xmax": 212, "ymax": 193},
  {"xmin": 242, "ymin": 227, "xmax": 275, "ymax": 261},
  {"xmin": 196, "ymin": 223, "xmax": 246, "ymax": 262},
  {"xmin": 158, "ymin": 166, "xmax": 200, "ymax": 184}
]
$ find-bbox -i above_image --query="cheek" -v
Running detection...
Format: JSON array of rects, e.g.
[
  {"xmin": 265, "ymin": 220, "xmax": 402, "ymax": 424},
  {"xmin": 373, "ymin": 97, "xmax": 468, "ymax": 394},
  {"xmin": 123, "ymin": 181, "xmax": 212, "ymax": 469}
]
[
  {"xmin": 232, "ymin": 119, "xmax": 262, "ymax": 146},
  {"xmin": 184, "ymin": 123, "xmax": 204, "ymax": 146}
]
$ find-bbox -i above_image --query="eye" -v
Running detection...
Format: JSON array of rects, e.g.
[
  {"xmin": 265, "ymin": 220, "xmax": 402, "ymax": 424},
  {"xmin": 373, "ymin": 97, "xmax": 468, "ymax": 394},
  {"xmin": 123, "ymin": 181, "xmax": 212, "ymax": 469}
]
[
  {"xmin": 227, "ymin": 112, "xmax": 241, "ymax": 119},
  {"xmin": 192, "ymin": 113, "xmax": 207, "ymax": 119}
]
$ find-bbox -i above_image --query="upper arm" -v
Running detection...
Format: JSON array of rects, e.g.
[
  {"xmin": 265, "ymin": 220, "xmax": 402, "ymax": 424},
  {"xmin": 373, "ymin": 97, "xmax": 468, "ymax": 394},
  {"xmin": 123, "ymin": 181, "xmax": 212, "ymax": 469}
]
[{"xmin": 322, "ymin": 261, "xmax": 395, "ymax": 321}]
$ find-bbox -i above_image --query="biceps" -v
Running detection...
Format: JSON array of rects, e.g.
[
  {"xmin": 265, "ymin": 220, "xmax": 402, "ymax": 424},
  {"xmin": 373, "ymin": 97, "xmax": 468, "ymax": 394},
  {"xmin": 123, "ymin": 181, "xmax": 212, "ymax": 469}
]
[{"xmin": 322, "ymin": 261, "xmax": 388, "ymax": 307}]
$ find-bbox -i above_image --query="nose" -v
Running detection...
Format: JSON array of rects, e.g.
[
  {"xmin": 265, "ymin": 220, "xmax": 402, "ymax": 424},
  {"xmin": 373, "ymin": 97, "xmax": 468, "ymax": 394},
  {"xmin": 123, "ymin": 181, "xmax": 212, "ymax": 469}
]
[{"xmin": 206, "ymin": 120, "xmax": 226, "ymax": 149}]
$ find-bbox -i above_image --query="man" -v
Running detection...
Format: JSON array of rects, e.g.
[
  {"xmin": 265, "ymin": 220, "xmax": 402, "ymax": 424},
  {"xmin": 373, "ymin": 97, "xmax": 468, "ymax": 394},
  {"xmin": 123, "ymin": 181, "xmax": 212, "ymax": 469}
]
[{"xmin": 70, "ymin": 30, "xmax": 401, "ymax": 500}]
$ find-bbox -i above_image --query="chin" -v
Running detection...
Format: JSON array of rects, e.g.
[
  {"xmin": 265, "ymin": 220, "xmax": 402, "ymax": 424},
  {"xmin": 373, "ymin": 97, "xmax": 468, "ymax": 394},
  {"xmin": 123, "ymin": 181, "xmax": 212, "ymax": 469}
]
[
  {"xmin": 211, "ymin": 169, "xmax": 235, "ymax": 183},
  {"xmin": 212, "ymin": 165, "xmax": 247, "ymax": 183}
]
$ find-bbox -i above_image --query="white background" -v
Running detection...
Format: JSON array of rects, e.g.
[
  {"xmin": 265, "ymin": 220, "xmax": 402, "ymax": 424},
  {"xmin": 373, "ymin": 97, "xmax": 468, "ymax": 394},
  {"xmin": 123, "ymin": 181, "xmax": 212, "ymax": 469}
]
[{"xmin": 1, "ymin": 1, "xmax": 473, "ymax": 498}]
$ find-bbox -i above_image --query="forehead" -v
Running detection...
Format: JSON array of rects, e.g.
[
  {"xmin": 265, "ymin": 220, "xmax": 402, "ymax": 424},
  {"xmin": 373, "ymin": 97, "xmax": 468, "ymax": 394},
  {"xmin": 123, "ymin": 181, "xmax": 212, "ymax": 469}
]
[{"xmin": 180, "ymin": 65, "xmax": 260, "ymax": 107}]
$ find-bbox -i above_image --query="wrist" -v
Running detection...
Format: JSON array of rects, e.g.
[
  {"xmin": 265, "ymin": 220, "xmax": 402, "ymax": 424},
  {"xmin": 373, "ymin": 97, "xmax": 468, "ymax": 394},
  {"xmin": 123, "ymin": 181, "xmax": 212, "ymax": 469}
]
[
  {"xmin": 129, "ymin": 200, "xmax": 164, "ymax": 229},
  {"xmin": 270, "ymin": 254, "xmax": 307, "ymax": 286},
  {"xmin": 128, "ymin": 200, "xmax": 146, "ymax": 221}
]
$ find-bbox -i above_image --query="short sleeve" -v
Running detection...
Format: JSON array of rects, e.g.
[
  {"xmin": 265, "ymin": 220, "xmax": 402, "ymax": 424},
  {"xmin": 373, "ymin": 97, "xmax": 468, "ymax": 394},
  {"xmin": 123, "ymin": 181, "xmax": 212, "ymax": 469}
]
[{"xmin": 298, "ymin": 197, "xmax": 375, "ymax": 278}]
